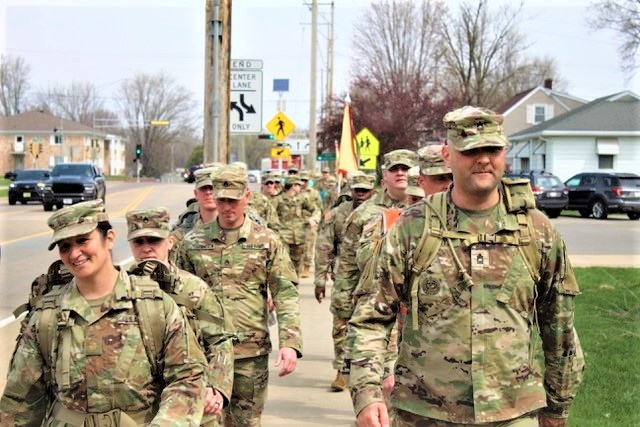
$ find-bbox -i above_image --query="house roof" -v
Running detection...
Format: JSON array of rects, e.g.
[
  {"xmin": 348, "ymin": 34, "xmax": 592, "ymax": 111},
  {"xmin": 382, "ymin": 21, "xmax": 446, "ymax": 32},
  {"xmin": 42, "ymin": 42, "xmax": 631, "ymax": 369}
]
[
  {"xmin": 510, "ymin": 91, "xmax": 640, "ymax": 140},
  {"xmin": 497, "ymin": 85, "xmax": 588, "ymax": 116},
  {"xmin": 0, "ymin": 110, "xmax": 98, "ymax": 134}
]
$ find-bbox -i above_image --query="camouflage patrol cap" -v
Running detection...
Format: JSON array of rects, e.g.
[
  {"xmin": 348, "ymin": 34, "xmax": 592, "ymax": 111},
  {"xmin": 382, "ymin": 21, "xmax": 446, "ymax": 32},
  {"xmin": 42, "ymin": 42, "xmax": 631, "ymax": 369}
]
[
  {"xmin": 383, "ymin": 149, "xmax": 417, "ymax": 170},
  {"xmin": 229, "ymin": 161, "xmax": 248, "ymax": 171},
  {"xmin": 261, "ymin": 171, "xmax": 276, "ymax": 184},
  {"xmin": 417, "ymin": 145, "xmax": 451, "ymax": 176},
  {"xmin": 211, "ymin": 164, "xmax": 248, "ymax": 200},
  {"xmin": 299, "ymin": 170, "xmax": 312, "ymax": 181},
  {"xmin": 286, "ymin": 176, "xmax": 302, "ymax": 186},
  {"xmin": 405, "ymin": 166, "xmax": 425, "ymax": 198},
  {"xmin": 194, "ymin": 166, "xmax": 216, "ymax": 189},
  {"xmin": 443, "ymin": 106, "xmax": 509, "ymax": 151},
  {"xmin": 322, "ymin": 167, "xmax": 331, "ymax": 173},
  {"xmin": 288, "ymin": 163, "xmax": 299, "ymax": 172},
  {"xmin": 47, "ymin": 199, "xmax": 109, "ymax": 250},
  {"xmin": 351, "ymin": 173, "xmax": 375, "ymax": 190},
  {"xmin": 125, "ymin": 207, "xmax": 171, "ymax": 241}
]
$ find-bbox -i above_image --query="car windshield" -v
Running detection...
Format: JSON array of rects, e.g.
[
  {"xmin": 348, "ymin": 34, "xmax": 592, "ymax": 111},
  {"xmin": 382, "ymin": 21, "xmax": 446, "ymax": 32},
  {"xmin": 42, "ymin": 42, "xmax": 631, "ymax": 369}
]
[
  {"xmin": 16, "ymin": 170, "xmax": 48, "ymax": 180},
  {"xmin": 619, "ymin": 177, "xmax": 640, "ymax": 188},
  {"xmin": 537, "ymin": 176, "xmax": 563, "ymax": 188},
  {"xmin": 51, "ymin": 164, "xmax": 92, "ymax": 177}
]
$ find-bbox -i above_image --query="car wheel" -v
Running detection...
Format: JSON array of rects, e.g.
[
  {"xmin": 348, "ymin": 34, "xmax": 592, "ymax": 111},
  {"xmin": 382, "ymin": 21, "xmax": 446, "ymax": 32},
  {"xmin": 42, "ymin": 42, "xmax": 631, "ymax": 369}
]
[
  {"xmin": 20, "ymin": 200, "xmax": 27, "ymax": 205},
  {"xmin": 628, "ymin": 212, "xmax": 640, "ymax": 220},
  {"xmin": 578, "ymin": 208, "xmax": 590, "ymax": 218},
  {"xmin": 545, "ymin": 209, "xmax": 561, "ymax": 219},
  {"xmin": 56, "ymin": 203, "xmax": 64, "ymax": 210},
  {"xmin": 8, "ymin": 197, "xmax": 16, "ymax": 206},
  {"xmin": 44, "ymin": 202, "xmax": 53, "ymax": 212},
  {"xmin": 590, "ymin": 199, "xmax": 608, "ymax": 220}
]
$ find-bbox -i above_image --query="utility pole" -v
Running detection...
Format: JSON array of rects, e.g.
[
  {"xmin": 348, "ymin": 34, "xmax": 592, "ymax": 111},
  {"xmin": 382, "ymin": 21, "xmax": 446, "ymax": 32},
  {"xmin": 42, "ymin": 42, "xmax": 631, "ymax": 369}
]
[
  {"xmin": 204, "ymin": 0, "xmax": 231, "ymax": 163},
  {"xmin": 308, "ymin": 0, "xmax": 318, "ymax": 172},
  {"xmin": 326, "ymin": 1, "xmax": 335, "ymax": 116}
]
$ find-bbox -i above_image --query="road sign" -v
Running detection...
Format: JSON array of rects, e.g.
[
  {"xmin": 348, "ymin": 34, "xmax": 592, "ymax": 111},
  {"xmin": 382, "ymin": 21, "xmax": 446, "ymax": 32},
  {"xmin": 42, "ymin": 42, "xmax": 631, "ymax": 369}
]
[
  {"xmin": 271, "ymin": 145, "xmax": 291, "ymax": 158},
  {"xmin": 358, "ymin": 154, "xmax": 378, "ymax": 170},
  {"xmin": 289, "ymin": 138, "xmax": 309, "ymax": 155},
  {"xmin": 266, "ymin": 112, "xmax": 295, "ymax": 142},
  {"xmin": 230, "ymin": 59, "xmax": 263, "ymax": 134},
  {"xmin": 317, "ymin": 152, "xmax": 336, "ymax": 161},
  {"xmin": 355, "ymin": 128, "xmax": 380, "ymax": 156}
]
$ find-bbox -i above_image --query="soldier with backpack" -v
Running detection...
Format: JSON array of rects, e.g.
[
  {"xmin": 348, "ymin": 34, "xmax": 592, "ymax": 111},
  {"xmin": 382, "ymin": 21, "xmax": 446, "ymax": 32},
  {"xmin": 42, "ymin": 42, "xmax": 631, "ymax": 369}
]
[
  {"xmin": 125, "ymin": 207, "xmax": 236, "ymax": 426},
  {"xmin": 347, "ymin": 106, "xmax": 584, "ymax": 427},
  {"xmin": 0, "ymin": 200, "xmax": 207, "ymax": 426}
]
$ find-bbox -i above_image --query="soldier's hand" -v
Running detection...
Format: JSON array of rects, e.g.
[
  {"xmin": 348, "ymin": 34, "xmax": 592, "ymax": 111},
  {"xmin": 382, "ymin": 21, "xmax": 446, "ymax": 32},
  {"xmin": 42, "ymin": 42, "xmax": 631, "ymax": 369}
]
[
  {"xmin": 204, "ymin": 387, "xmax": 224, "ymax": 415},
  {"xmin": 275, "ymin": 347, "xmax": 298, "ymax": 377},
  {"xmin": 538, "ymin": 414, "xmax": 567, "ymax": 427},
  {"xmin": 382, "ymin": 374, "xmax": 395, "ymax": 399},
  {"xmin": 308, "ymin": 218, "xmax": 318, "ymax": 227},
  {"xmin": 315, "ymin": 285, "xmax": 325, "ymax": 303},
  {"xmin": 356, "ymin": 402, "xmax": 389, "ymax": 427}
]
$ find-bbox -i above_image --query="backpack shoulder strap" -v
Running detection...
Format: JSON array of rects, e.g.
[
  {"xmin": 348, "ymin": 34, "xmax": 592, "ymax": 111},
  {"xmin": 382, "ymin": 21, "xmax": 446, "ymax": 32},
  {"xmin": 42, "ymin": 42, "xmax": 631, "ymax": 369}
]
[
  {"xmin": 128, "ymin": 274, "xmax": 166, "ymax": 378},
  {"xmin": 36, "ymin": 285, "xmax": 71, "ymax": 390}
]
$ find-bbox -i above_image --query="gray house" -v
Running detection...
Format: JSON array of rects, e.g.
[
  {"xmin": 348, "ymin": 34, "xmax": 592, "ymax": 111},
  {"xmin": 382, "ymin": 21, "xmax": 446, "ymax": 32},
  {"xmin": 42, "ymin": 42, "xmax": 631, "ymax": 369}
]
[{"xmin": 507, "ymin": 91, "xmax": 640, "ymax": 182}]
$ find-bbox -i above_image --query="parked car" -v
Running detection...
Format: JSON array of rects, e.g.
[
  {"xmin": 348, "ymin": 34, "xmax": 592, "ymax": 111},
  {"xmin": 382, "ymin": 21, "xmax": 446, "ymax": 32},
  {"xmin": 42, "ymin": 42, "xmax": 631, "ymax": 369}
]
[
  {"xmin": 41, "ymin": 163, "xmax": 106, "ymax": 211},
  {"xmin": 504, "ymin": 171, "xmax": 568, "ymax": 218},
  {"xmin": 564, "ymin": 172, "xmax": 640, "ymax": 220},
  {"xmin": 3, "ymin": 170, "xmax": 18, "ymax": 180},
  {"xmin": 183, "ymin": 164, "xmax": 203, "ymax": 183},
  {"xmin": 7, "ymin": 169, "xmax": 51, "ymax": 205}
]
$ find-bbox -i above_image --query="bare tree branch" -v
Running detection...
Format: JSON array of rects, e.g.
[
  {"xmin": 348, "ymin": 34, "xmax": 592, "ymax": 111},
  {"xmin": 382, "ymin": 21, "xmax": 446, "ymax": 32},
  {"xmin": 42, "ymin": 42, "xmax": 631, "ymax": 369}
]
[{"xmin": 0, "ymin": 54, "xmax": 31, "ymax": 116}]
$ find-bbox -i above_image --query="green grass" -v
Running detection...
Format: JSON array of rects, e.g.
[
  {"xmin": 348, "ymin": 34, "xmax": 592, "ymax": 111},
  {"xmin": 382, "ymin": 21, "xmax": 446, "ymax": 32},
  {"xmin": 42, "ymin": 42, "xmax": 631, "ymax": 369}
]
[{"xmin": 568, "ymin": 267, "xmax": 640, "ymax": 427}]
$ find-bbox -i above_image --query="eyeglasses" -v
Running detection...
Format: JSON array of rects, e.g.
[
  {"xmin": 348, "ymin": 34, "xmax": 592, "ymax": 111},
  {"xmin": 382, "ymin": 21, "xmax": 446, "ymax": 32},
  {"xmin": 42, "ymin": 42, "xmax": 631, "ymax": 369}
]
[
  {"xmin": 264, "ymin": 181, "xmax": 275, "ymax": 185},
  {"xmin": 353, "ymin": 188, "xmax": 371, "ymax": 193},
  {"xmin": 131, "ymin": 236, "xmax": 164, "ymax": 245}
]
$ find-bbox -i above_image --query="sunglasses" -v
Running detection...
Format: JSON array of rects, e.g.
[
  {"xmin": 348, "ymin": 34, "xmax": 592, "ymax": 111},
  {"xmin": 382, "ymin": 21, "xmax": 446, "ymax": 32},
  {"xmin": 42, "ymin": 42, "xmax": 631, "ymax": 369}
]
[
  {"xmin": 264, "ymin": 181, "xmax": 275, "ymax": 185},
  {"xmin": 131, "ymin": 236, "xmax": 164, "ymax": 245}
]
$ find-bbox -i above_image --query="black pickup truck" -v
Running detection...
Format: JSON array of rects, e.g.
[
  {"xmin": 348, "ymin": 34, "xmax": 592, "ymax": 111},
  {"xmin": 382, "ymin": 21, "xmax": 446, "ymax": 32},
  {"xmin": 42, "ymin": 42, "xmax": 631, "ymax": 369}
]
[{"xmin": 41, "ymin": 163, "xmax": 107, "ymax": 211}]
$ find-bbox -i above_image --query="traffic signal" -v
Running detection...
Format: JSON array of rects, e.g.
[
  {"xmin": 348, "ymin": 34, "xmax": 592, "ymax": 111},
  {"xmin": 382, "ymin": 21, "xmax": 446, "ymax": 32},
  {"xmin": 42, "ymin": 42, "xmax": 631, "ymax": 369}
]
[
  {"xmin": 135, "ymin": 144, "xmax": 142, "ymax": 159},
  {"xmin": 30, "ymin": 143, "xmax": 37, "ymax": 156},
  {"xmin": 258, "ymin": 134, "xmax": 275, "ymax": 140},
  {"xmin": 38, "ymin": 144, "xmax": 43, "ymax": 155}
]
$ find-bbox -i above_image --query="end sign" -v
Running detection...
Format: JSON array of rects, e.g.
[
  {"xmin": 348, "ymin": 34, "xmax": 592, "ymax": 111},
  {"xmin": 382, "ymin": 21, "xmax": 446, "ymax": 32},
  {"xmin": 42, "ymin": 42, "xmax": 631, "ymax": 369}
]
[{"xmin": 230, "ymin": 59, "xmax": 263, "ymax": 134}]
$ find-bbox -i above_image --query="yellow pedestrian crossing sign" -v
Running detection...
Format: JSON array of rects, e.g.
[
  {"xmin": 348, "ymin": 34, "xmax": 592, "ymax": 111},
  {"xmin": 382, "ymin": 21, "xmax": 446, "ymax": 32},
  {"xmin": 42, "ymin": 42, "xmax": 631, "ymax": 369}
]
[
  {"xmin": 271, "ymin": 144, "xmax": 291, "ymax": 159},
  {"xmin": 358, "ymin": 154, "xmax": 378, "ymax": 170},
  {"xmin": 266, "ymin": 112, "xmax": 295, "ymax": 142},
  {"xmin": 356, "ymin": 128, "xmax": 380, "ymax": 156}
]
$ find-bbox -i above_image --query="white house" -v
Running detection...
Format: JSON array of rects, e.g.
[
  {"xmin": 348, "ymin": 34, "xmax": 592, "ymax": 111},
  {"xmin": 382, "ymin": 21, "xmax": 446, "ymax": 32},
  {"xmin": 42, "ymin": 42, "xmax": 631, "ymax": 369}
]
[{"xmin": 507, "ymin": 91, "xmax": 640, "ymax": 182}]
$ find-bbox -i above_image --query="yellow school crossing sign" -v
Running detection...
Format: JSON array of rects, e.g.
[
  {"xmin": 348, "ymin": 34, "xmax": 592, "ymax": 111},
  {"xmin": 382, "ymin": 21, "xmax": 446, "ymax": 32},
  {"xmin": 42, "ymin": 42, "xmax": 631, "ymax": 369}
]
[
  {"xmin": 356, "ymin": 128, "xmax": 380, "ymax": 170},
  {"xmin": 270, "ymin": 144, "xmax": 291, "ymax": 159},
  {"xmin": 266, "ymin": 112, "xmax": 295, "ymax": 142}
]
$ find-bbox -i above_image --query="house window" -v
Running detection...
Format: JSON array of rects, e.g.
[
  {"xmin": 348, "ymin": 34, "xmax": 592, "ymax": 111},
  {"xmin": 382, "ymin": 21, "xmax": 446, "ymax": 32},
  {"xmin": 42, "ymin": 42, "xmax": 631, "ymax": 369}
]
[
  {"xmin": 54, "ymin": 134, "xmax": 63, "ymax": 145},
  {"xmin": 520, "ymin": 157, "xmax": 530, "ymax": 172},
  {"xmin": 598, "ymin": 155, "xmax": 614, "ymax": 169},
  {"xmin": 526, "ymin": 104, "xmax": 554, "ymax": 124},
  {"xmin": 534, "ymin": 106, "xmax": 546, "ymax": 123}
]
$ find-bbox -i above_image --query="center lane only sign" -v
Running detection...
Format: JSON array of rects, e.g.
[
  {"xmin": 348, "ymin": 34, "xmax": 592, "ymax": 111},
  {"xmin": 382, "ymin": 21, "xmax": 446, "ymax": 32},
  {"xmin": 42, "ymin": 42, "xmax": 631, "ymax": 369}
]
[{"xmin": 230, "ymin": 59, "xmax": 263, "ymax": 134}]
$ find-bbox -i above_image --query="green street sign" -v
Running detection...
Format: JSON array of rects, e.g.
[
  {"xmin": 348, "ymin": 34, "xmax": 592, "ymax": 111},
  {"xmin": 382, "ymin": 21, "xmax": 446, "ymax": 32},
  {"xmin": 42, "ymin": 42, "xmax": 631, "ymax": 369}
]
[{"xmin": 317, "ymin": 152, "xmax": 336, "ymax": 161}]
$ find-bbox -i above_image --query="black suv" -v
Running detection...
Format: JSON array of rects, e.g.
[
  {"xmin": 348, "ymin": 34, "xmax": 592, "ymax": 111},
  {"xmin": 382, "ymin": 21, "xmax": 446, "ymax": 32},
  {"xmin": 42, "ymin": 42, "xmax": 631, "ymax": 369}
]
[
  {"xmin": 564, "ymin": 172, "xmax": 640, "ymax": 220},
  {"xmin": 503, "ymin": 171, "xmax": 568, "ymax": 218},
  {"xmin": 41, "ymin": 163, "xmax": 106, "ymax": 211},
  {"xmin": 7, "ymin": 169, "xmax": 51, "ymax": 205}
]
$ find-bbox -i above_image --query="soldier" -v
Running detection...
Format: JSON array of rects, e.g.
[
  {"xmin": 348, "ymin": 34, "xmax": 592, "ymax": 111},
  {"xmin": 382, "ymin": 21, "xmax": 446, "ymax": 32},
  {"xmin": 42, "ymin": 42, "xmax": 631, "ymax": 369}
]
[
  {"xmin": 404, "ymin": 167, "xmax": 424, "ymax": 205},
  {"xmin": 125, "ymin": 207, "xmax": 235, "ymax": 426},
  {"xmin": 176, "ymin": 165, "xmax": 303, "ymax": 427},
  {"xmin": 331, "ymin": 149, "xmax": 416, "ymax": 353},
  {"xmin": 271, "ymin": 175, "xmax": 321, "ymax": 276},
  {"xmin": 347, "ymin": 106, "xmax": 584, "ymax": 427},
  {"xmin": 248, "ymin": 172, "xmax": 279, "ymax": 228},
  {"xmin": 299, "ymin": 170, "xmax": 323, "ymax": 278},
  {"xmin": 314, "ymin": 171, "xmax": 376, "ymax": 391},
  {"xmin": 170, "ymin": 165, "xmax": 222, "ymax": 261},
  {"xmin": 0, "ymin": 200, "xmax": 207, "ymax": 426},
  {"xmin": 415, "ymin": 144, "xmax": 454, "ymax": 195}
]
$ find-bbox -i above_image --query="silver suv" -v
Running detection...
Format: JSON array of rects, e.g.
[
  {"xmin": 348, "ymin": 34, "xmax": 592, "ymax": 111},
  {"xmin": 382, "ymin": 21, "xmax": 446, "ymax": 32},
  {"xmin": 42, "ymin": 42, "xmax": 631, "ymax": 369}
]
[{"xmin": 564, "ymin": 172, "xmax": 640, "ymax": 220}]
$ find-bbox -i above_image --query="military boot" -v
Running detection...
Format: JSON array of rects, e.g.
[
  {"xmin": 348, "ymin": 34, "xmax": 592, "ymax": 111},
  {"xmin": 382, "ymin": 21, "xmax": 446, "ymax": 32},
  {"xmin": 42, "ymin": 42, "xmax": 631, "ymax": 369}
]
[
  {"xmin": 300, "ymin": 265, "xmax": 310, "ymax": 278},
  {"xmin": 330, "ymin": 371, "xmax": 346, "ymax": 391}
]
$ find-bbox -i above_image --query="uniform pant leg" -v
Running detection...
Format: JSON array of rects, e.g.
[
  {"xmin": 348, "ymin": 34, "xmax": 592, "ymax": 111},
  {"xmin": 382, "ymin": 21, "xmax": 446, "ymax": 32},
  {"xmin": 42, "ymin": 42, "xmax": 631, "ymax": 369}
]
[
  {"xmin": 391, "ymin": 408, "xmax": 539, "ymax": 427},
  {"xmin": 303, "ymin": 226, "xmax": 318, "ymax": 271},
  {"xmin": 224, "ymin": 355, "xmax": 269, "ymax": 427},
  {"xmin": 287, "ymin": 243, "xmax": 305, "ymax": 276},
  {"xmin": 332, "ymin": 316, "xmax": 348, "ymax": 371}
]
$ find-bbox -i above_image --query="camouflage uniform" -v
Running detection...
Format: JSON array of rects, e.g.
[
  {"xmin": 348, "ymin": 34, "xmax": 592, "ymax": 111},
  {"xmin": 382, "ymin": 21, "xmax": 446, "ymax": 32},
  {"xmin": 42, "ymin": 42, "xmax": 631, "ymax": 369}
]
[
  {"xmin": 176, "ymin": 166, "xmax": 303, "ymax": 427},
  {"xmin": 126, "ymin": 207, "xmax": 236, "ymax": 426},
  {"xmin": 248, "ymin": 174, "xmax": 278, "ymax": 228},
  {"xmin": 0, "ymin": 200, "xmax": 207, "ymax": 426},
  {"xmin": 314, "ymin": 173, "xmax": 376, "ymax": 389},
  {"xmin": 300, "ymin": 170, "xmax": 323, "ymax": 276},
  {"xmin": 270, "ymin": 176, "xmax": 321, "ymax": 276},
  {"xmin": 347, "ymin": 106, "xmax": 584, "ymax": 425}
]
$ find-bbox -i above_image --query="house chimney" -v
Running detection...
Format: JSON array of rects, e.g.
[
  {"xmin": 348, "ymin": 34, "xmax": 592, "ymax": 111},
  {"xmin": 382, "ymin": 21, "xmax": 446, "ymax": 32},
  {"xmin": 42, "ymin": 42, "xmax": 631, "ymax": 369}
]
[{"xmin": 544, "ymin": 78, "xmax": 553, "ymax": 90}]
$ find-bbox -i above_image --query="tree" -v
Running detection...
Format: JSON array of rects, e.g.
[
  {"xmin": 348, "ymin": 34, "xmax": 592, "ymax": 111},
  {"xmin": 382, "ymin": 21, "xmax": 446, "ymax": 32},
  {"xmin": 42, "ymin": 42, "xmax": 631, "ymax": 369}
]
[
  {"xmin": 586, "ymin": 0, "xmax": 640, "ymax": 76},
  {"xmin": 32, "ymin": 81, "xmax": 106, "ymax": 126},
  {"xmin": 438, "ymin": 0, "xmax": 564, "ymax": 109},
  {"xmin": 117, "ymin": 71, "xmax": 199, "ymax": 177},
  {"xmin": 0, "ymin": 54, "xmax": 31, "ymax": 116},
  {"xmin": 337, "ymin": 0, "xmax": 454, "ymax": 153}
]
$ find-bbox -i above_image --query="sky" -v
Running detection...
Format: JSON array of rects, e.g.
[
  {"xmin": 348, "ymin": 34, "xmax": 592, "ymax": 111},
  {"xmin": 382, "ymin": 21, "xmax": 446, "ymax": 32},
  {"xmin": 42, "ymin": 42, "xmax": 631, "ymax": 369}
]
[{"xmin": 1, "ymin": 0, "xmax": 638, "ymax": 133}]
